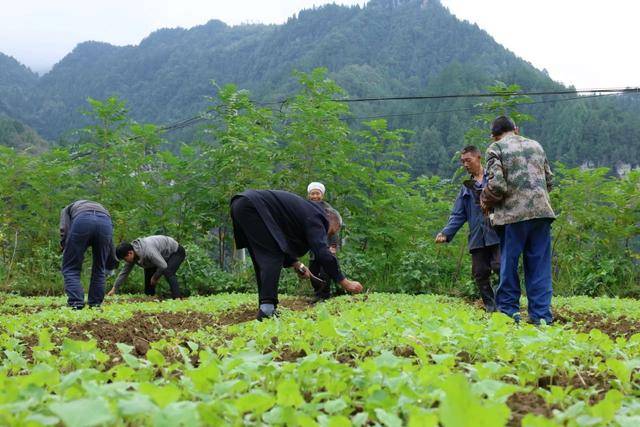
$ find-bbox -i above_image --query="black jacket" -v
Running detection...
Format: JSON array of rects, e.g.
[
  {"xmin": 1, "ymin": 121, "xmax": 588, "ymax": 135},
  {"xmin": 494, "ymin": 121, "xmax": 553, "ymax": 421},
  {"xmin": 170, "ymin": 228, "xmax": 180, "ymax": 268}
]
[{"xmin": 231, "ymin": 190, "xmax": 345, "ymax": 282}]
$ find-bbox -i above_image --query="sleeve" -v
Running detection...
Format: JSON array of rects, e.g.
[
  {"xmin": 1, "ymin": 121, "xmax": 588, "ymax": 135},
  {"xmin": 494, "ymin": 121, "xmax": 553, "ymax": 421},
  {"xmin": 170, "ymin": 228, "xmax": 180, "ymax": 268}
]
[
  {"xmin": 306, "ymin": 219, "xmax": 345, "ymax": 283},
  {"xmin": 113, "ymin": 262, "xmax": 134, "ymax": 291},
  {"xmin": 148, "ymin": 247, "xmax": 168, "ymax": 281},
  {"xmin": 440, "ymin": 188, "xmax": 468, "ymax": 242},
  {"xmin": 283, "ymin": 254, "xmax": 298, "ymax": 268},
  {"xmin": 59, "ymin": 204, "xmax": 71, "ymax": 247},
  {"xmin": 481, "ymin": 143, "xmax": 507, "ymax": 207},
  {"xmin": 328, "ymin": 233, "xmax": 340, "ymax": 250},
  {"xmin": 544, "ymin": 157, "xmax": 554, "ymax": 192}
]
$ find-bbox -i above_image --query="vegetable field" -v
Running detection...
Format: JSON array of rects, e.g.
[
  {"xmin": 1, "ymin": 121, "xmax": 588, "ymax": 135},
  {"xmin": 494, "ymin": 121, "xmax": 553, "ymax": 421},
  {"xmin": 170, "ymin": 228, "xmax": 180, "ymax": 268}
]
[{"xmin": 1, "ymin": 293, "xmax": 639, "ymax": 426}]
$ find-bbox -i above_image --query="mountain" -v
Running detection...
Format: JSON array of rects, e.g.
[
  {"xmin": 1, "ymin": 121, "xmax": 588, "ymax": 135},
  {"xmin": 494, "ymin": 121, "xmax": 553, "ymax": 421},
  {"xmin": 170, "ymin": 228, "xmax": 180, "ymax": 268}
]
[
  {"xmin": 0, "ymin": 53, "xmax": 38, "ymax": 120},
  {"xmin": 0, "ymin": 114, "xmax": 48, "ymax": 153},
  {"xmin": 0, "ymin": 0, "xmax": 638, "ymax": 173}
]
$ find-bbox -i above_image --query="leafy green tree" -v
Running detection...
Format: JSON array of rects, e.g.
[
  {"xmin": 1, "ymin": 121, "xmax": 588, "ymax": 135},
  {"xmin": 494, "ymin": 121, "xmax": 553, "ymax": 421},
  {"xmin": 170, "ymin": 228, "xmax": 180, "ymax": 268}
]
[{"xmin": 278, "ymin": 68, "xmax": 355, "ymax": 195}]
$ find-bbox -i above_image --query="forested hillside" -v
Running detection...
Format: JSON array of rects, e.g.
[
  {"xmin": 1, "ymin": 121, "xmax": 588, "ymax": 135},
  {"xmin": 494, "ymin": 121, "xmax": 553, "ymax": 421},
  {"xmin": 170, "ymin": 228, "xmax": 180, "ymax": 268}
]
[
  {"xmin": 0, "ymin": 115, "xmax": 48, "ymax": 152},
  {"xmin": 0, "ymin": 53, "xmax": 38, "ymax": 127},
  {"xmin": 0, "ymin": 0, "xmax": 638, "ymax": 173}
]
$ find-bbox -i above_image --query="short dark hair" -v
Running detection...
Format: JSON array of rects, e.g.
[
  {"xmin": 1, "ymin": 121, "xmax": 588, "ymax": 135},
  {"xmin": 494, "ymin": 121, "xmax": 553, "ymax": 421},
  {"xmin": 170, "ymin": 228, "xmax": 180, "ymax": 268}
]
[
  {"xmin": 491, "ymin": 116, "xmax": 516, "ymax": 137},
  {"xmin": 115, "ymin": 242, "xmax": 134, "ymax": 261},
  {"xmin": 461, "ymin": 145, "xmax": 481, "ymax": 156},
  {"xmin": 322, "ymin": 203, "xmax": 343, "ymax": 228}
]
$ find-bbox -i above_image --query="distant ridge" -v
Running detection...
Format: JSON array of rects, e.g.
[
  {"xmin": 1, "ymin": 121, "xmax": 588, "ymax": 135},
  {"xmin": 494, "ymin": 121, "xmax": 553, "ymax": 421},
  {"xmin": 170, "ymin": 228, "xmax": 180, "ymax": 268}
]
[{"xmin": 0, "ymin": 0, "xmax": 638, "ymax": 172}]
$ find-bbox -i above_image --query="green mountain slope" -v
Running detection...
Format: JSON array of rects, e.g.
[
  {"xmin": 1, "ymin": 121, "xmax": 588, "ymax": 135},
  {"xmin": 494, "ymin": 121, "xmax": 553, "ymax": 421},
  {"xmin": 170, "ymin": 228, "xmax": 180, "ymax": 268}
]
[
  {"xmin": 0, "ymin": 0, "xmax": 638, "ymax": 172},
  {"xmin": 0, "ymin": 114, "xmax": 48, "ymax": 152}
]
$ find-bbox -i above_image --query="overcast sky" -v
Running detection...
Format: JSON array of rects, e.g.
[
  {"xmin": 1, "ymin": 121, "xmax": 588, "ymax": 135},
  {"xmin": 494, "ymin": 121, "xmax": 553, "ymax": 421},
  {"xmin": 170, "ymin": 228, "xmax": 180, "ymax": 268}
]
[{"xmin": 0, "ymin": 0, "xmax": 638, "ymax": 89}]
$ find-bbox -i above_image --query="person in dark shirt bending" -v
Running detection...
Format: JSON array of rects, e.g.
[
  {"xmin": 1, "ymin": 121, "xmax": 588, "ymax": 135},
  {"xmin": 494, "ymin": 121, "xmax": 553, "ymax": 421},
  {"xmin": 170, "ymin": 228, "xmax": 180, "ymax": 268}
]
[{"xmin": 230, "ymin": 189, "xmax": 363, "ymax": 320}]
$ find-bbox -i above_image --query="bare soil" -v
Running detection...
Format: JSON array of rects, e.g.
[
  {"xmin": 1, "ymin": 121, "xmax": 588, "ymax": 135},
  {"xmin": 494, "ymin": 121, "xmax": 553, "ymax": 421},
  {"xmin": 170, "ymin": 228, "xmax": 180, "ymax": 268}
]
[
  {"xmin": 467, "ymin": 298, "xmax": 640, "ymax": 340},
  {"xmin": 506, "ymin": 370, "xmax": 610, "ymax": 426},
  {"xmin": 22, "ymin": 297, "xmax": 316, "ymax": 361},
  {"xmin": 507, "ymin": 392, "xmax": 555, "ymax": 426},
  {"xmin": 64, "ymin": 311, "xmax": 217, "ymax": 357},
  {"xmin": 553, "ymin": 308, "xmax": 640, "ymax": 339},
  {"xmin": 215, "ymin": 297, "xmax": 315, "ymax": 326}
]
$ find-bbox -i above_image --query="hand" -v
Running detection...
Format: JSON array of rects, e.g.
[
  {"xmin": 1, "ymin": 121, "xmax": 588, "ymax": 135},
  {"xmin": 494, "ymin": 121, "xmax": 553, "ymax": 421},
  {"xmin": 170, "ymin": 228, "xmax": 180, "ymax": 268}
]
[
  {"xmin": 339, "ymin": 278, "xmax": 363, "ymax": 294},
  {"xmin": 329, "ymin": 246, "xmax": 337, "ymax": 255},
  {"xmin": 150, "ymin": 277, "xmax": 159, "ymax": 287},
  {"xmin": 292, "ymin": 262, "xmax": 311, "ymax": 279},
  {"xmin": 480, "ymin": 200, "xmax": 491, "ymax": 216},
  {"xmin": 107, "ymin": 287, "xmax": 116, "ymax": 296},
  {"xmin": 435, "ymin": 232, "xmax": 447, "ymax": 244}
]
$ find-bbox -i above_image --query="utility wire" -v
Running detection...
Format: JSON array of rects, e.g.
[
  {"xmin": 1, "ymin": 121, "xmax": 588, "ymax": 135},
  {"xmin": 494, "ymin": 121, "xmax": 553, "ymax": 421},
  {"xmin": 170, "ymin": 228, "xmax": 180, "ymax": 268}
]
[
  {"xmin": 128, "ymin": 87, "xmax": 640, "ymax": 137},
  {"xmin": 344, "ymin": 92, "xmax": 627, "ymax": 121},
  {"xmin": 257, "ymin": 87, "xmax": 640, "ymax": 106},
  {"xmin": 66, "ymin": 88, "xmax": 636, "ymax": 160}
]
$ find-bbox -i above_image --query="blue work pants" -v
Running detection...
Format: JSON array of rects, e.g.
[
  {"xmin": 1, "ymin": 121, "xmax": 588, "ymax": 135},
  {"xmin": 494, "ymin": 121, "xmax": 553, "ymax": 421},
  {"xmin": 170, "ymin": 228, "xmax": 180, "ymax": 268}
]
[
  {"xmin": 61, "ymin": 212, "xmax": 113, "ymax": 308},
  {"xmin": 496, "ymin": 218, "xmax": 553, "ymax": 324}
]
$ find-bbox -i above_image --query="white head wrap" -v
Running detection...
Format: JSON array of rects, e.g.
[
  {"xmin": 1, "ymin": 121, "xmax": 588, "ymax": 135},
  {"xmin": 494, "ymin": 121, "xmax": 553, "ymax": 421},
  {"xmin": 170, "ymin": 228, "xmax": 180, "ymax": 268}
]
[{"xmin": 307, "ymin": 182, "xmax": 326, "ymax": 195}]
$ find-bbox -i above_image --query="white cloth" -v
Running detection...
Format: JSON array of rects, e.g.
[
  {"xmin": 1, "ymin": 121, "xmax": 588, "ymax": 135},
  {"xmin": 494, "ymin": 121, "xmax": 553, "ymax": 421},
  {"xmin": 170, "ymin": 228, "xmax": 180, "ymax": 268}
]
[{"xmin": 307, "ymin": 182, "xmax": 326, "ymax": 195}]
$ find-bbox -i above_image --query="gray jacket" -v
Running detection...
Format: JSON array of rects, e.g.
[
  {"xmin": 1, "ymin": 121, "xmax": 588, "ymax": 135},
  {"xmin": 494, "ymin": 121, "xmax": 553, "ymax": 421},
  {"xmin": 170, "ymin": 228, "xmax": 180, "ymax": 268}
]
[
  {"xmin": 113, "ymin": 235, "xmax": 180, "ymax": 290},
  {"xmin": 59, "ymin": 200, "xmax": 110, "ymax": 245}
]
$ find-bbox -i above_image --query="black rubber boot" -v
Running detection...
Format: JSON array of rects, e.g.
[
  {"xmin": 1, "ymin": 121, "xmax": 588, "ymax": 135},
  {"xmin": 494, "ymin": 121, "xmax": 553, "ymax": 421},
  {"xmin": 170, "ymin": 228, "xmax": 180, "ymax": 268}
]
[{"xmin": 477, "ymin": 280, "xmax": 497, "ymax": 312}]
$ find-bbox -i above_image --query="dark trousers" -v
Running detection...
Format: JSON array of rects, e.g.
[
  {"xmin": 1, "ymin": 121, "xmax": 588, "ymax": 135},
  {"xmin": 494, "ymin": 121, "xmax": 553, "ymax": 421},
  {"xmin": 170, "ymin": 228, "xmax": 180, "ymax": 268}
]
[
  {"xmin": 143, "ymin": 246, "xmax": 185, "ymax": 299},
  {"xmin": 496, "ymin": 218, "xmax": 553, "ymax": 323},
  {"xmin": 231, "ymin": 197, "xmax": 283, "ymax": 305},
  {"xmin": 309, "ymin": 258, "xmax": 345, "ymax": 300},
  {"xmin": 470, "ymin": 244, "xmax": 500, "ymax": 311},
  {"xmin": 309, "ymin": 259, "xmax": 331, "ymax": 299},
  {"xmin": 61, "ymin": 212, "xmax": 113, "ymax": 308}
]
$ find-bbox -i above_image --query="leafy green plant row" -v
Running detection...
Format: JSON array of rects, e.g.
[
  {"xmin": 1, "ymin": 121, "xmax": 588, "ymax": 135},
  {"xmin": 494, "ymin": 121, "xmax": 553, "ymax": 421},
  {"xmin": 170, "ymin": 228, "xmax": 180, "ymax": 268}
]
[{"xmin": 1, "ymin": 294, "xmax": 639, "ymax": 426}]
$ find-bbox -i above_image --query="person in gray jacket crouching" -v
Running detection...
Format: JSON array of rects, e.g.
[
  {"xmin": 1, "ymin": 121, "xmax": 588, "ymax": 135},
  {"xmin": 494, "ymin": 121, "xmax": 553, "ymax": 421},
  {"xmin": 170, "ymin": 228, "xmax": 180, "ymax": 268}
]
[{"xmin": 108, "ymin": 235, "xmax": 186, "ymax": 299}]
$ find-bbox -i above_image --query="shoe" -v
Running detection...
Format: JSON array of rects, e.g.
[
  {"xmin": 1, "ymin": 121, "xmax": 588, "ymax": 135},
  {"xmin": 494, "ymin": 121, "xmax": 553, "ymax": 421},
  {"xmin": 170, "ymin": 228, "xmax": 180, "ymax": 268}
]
[
  {"xmin": 512, "ymin": 313, "xmax": 521, "ymax": 324},
  {"xmin": 527, "ymin": 318, "xmax": 553, "ymax": 326},
  {"xmin": 310, "ymin": 295, "xmax": 330, "ymax": 304},
  {"xmin": 256, "ymin": 309, "xmax": 279, "ymax": 321}
]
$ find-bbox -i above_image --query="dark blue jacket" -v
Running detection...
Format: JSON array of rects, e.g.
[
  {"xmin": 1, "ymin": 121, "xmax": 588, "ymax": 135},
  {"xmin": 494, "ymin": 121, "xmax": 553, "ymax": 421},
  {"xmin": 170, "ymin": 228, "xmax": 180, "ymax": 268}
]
[
  {"xmin": 441, "ymin": 173, "xmax": 499, "ymax": 251},
  {"xmin": 231, "ymin": 190, "xmax": 345, "ymax": 282}
]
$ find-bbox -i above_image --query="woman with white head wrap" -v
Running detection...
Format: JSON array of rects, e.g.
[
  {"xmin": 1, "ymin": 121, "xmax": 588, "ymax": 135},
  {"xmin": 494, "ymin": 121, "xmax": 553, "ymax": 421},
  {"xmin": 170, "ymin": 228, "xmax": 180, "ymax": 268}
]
[
  {"xmin": 306, "ymin": 181, "xmax": 346, "ymax": 302},
  {"xmin": 307, "ymin": 182, "xmax": 326, "ymax": 202}
]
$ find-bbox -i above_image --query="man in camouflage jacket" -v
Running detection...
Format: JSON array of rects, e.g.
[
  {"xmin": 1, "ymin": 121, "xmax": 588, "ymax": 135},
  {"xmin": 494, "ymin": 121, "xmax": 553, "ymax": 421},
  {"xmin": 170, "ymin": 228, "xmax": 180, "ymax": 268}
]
[{"xmin": 480, "ymin": 116, "xmax": 555, "ymax": 324}]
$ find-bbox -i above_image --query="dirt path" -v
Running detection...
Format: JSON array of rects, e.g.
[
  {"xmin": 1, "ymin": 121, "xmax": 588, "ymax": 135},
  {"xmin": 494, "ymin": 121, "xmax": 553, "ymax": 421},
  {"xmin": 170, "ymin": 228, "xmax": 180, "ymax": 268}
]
[
  {"xmin": 553, "ymin": 308, "xmax": 640, "ymax": 339},
  {"xmin": 22, "ymin": 297, "xmax": 316, "ymax": 360},
  {"xmin": 467, "ymin": 298, "xmax": 640, "ymax": 340}
]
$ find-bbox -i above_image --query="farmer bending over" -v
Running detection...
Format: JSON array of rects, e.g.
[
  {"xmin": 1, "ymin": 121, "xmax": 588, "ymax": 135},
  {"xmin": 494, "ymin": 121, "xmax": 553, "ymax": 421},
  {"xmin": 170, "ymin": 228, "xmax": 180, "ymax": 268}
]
[
  {"xmin": 60, "ymin": 200, "xmax": 117, "ymax": 309},
  {"xmin": 230, "ymin": 189, "xmax": 363, "ymax": 320},
  {"xmin": 108, "ymin": 235, "xmax": 186, "ymax": 299}
]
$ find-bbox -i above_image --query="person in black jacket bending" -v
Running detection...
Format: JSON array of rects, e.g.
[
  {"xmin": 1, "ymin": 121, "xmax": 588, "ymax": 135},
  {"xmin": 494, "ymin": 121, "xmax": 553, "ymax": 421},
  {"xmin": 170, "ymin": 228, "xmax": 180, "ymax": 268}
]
[{"xmin": 230, "ymin": 190, "xmax": 363, "ymax": 320}]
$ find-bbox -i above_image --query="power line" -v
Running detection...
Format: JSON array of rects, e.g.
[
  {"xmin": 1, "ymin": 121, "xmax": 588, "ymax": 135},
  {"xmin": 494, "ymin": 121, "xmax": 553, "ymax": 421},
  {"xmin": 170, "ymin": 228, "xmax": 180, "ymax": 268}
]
[
  {"xmin": 344, "ymin": 92, "xmax": 625, "ymax": 121},
  {"xmin": 65, "ymin": 87, "xmax": 636, "ymax": 160},
  {"xmin": 258, "ymin": 87, "xmax": 640, "ymax": 106},
  {"xmin": 128, "ymin": 87, "xmax": 640, "ymax": 138}
]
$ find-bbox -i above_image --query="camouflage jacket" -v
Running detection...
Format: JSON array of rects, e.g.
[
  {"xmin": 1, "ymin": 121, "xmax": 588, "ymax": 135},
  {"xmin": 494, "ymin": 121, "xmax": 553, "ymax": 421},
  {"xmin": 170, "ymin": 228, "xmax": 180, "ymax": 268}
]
[{"xmin": 481, "ymin": 133, "xmax": 555, "ymax": 226}]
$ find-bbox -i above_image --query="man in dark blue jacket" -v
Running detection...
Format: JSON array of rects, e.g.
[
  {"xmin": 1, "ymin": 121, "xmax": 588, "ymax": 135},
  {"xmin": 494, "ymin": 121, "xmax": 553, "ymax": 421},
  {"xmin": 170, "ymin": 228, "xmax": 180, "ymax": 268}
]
[
  {"xmin": 436, "ymin": 146, "xmax": 500, "ymax": 311},
  {"xmin": 230, "ymin": 190, "xmax": 363, "ymax": 320}
]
